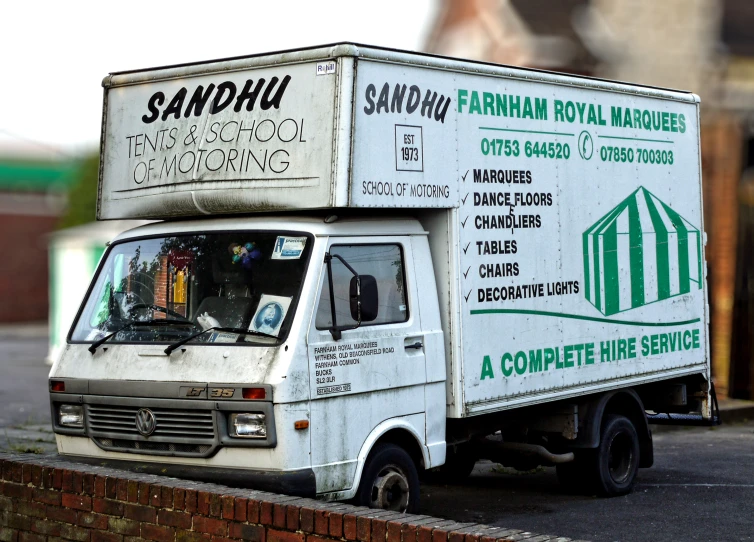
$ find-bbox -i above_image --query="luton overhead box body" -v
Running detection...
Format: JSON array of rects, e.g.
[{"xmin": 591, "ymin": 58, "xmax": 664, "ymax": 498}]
[{"xmin": 53, "ymin": 44, "xmax": 713, "ymax": 510}]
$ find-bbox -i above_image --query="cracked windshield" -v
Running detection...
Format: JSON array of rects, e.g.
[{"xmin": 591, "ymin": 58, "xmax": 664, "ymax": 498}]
[{"xmin": 71, "ymin": 232, "xmax": 311, "ymax": 345}]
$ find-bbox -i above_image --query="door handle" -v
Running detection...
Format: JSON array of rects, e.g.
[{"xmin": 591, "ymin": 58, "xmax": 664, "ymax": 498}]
[{"xmin": 405, "ymin": 341, "xmax": 423, "ymax": 350}]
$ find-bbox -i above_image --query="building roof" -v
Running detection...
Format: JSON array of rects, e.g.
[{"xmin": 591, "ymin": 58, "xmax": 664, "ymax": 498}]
[
  {"xmin": 425, "ymin": 0, "xmax": 596, "ymax": 74},
  {"xmin": 511, "ymin": 0, "xmax": 595, "ymax": 72},
  {"xmin": 511, "ymin": 0, "xmax": 585, "ymax": 39}
]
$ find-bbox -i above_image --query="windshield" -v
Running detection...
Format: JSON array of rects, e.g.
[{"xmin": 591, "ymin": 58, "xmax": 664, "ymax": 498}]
[{"xmin": 71, "ymin": 231, "xmax": 312, "ymax": 346}]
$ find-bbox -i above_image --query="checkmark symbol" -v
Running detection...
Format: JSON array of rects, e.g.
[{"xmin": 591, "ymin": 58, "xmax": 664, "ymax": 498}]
[
  {"xmin": 461, "ymin": 192, "xmax": 469, "ymax": 205},
  {"xmin": 462, "ymin": 170, "xmax": 469, "ymax": 181},
  {"xmin": 464, "ymin": 290, "xmax": 472, "ymax": 302},
  {"xmin": 463, "ymin": 266, "xmax": 470, "ymax": 278},
  {"xmin": 463, "ymin": 242, "xmax": 470, "ymax": 254},
  {"xmin": 461, "ymin": 216, "xmax": 469, "ymax": 228}
]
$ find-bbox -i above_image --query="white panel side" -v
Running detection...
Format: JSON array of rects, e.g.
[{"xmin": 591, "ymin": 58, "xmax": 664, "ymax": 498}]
[
  {"xmin": 99, "ymin": 61, "xmax": 339, "ymax": 219},
  {"xmin": 371, "ymin": 64, "xmax": 710, "ymax": 416},
  {"xmin": 349, "ymin": 56, "xmax": 707, "ymax": 416},
  {"xmin": 350, "ymin": 61, "xmax": 460, "ymax": 208}
]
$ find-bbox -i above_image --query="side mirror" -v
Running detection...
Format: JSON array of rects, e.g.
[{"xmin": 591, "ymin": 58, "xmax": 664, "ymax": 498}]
[
  {"xmin": 350, "ymin": 275, "xmax": 378, "ymax": 322},
  {"xmin": 325, "ymin": 252, "xmax": 379, "ymax": 341}
]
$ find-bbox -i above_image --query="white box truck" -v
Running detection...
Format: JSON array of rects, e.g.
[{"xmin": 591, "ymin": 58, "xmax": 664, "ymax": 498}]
[{"xmin": 50, "ymin": 44, "xmax": 717, "ymax": 512}]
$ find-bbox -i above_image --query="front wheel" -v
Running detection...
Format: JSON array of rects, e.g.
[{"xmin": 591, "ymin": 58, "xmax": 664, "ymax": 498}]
[{"xmin": 355, "ymin": 443, "xmax": 420, "ymax": 513}]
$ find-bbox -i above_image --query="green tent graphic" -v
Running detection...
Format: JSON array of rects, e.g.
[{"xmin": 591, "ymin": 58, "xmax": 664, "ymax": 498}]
[{"xmin": 583, "ymin": 186, "xmax": 702, "ymax": 316}]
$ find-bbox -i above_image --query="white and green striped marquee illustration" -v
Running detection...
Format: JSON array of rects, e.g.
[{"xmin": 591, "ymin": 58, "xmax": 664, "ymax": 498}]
[{"xmin": 583, "ymin": 186, "xmax": 702, "ymax": 317}]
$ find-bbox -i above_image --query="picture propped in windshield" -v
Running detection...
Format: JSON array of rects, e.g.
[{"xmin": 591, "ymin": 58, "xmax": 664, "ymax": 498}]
[{"xmin": 71, "ymin": 231, "xmax": 312, "ymax": 346}]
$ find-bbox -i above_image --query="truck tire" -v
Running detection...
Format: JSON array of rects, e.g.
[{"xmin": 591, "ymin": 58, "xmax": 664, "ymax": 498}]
[
  {"xmin": 591, "ymin": 414, "xmax": 640, "ymax": 497},
  {"xmin": 355, "ymin": 443, "xmax": 420, "ymax": 513}
]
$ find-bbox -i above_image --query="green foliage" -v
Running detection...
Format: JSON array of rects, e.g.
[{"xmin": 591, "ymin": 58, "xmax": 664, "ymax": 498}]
[{"xmin": 58, "ymin": 152, "xmax": 99, "ymax": 229}]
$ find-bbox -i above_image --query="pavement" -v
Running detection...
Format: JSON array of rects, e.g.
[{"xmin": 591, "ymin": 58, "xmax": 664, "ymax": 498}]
[
  {"xmin": 0, "ymin": 323, "xmax": 56, "ymax": 454},
  {"xmin": 2, "ymin": 323, "xmax": 754, "ymax": 541},
  {"xmin": 704, "ymin": 396, "xmax": 754, "ymax": 424}
]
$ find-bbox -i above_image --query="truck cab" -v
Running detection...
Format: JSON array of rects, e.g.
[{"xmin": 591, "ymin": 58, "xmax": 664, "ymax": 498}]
[{"xmin": 51, "ymin": 215, "xmax": 446, "ymax": 511}]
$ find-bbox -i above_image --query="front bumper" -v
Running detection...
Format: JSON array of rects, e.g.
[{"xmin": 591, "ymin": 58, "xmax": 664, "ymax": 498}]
[
  {"xmin": 50, "ymin": 393, "xmax": 276, "ymax": 458},
  {"xmin": 60, "ymin": 454, "xmax": 316, "ymax": 497}
]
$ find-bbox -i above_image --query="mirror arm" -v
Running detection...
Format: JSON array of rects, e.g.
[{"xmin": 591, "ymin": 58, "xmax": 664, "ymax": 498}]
[
  {"xmin": 324, "ymin": 253, "xmax": 341, "ymax": 340},
  {"xmin": 329, "ymin": 253, "xmax": 359, "ymax": 276},
  {"xmin": 355, "ymin": 276, "xmax": 362, "ymax": 324},
  {"xmin": 324, "ymin": 252, "xmax": 362, "ymax": 341}
]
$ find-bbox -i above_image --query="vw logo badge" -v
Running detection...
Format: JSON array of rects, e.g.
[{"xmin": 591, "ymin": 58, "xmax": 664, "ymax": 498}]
[{"xmin": 135, "ymin": 408, "xmax": 156, "ymax": 436}]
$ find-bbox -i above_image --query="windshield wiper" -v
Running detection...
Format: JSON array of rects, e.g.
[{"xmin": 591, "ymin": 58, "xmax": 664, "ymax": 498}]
[
  {"xmin": 164, "ymin": 326, "xmax": 279, "ymax": 355},
  {"xmin": 88, "ymin": 319, "xmax": 197, "ymax": 354}
]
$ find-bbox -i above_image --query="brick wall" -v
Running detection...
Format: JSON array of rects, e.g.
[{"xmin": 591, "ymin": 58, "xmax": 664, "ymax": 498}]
[
  {"xmin": 0, "ymin": 454, "xmax": 579, "ymax": 542},
  {"xmin": 0, "ymin": 214, "xmax": 59, "ymax": 323}
]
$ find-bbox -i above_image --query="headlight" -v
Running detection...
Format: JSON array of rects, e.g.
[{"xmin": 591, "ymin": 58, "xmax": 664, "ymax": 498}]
[
  {"xmin": 229, "ymin": 413, "xmax": 266, "ymax": 439},
  {"xmin": 59, "ymin": 404, "xmax": 84, "ymax": 428}
]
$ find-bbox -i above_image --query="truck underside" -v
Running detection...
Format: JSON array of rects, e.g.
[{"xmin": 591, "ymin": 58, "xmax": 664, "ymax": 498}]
[{"xmin": 437, "ymin": 372, "xmax": 718, "ymax": 496}]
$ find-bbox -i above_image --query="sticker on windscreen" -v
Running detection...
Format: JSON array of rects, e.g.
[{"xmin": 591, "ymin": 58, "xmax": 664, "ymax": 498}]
[
  {"xmin": 272, "ymin": 236, "xmax": 307, "ymax": 260},
  {"xmin": 209, "ymin": 331, "xmax": 240, "ymax": 343},
  {"xmin": 249, "ymin": 294, "xmax": 292, "ymax": 337}
]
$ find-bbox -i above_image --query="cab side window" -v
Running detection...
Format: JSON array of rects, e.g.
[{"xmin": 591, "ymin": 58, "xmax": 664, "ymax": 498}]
[{"xmin": 315, "ymin": 244, "xmax": 408, "ymax": 329}]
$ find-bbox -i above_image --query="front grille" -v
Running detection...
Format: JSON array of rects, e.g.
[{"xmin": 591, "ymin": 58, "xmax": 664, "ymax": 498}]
[
  {"xmin": 86, "ymin": 404, "xmax": 215, "ymax": 439},
  {"xmin": 94, "ymin": 438, "xmax": 213, "ymax": 455}
]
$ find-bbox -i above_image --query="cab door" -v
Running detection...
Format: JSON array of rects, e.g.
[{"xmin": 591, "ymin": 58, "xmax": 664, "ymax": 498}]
[{"xmin": 306, "ymin": 237, "xmax": 427, "ymax": 494}]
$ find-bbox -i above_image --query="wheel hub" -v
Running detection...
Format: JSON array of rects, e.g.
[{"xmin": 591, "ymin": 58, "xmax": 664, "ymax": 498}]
[
  {"xmin": 370, "ymin": 466, "xmax": 409, "ymax": 511},
  {"xmin": 607, "ymin": 432, "xmax": 634, "ymax": 484}
]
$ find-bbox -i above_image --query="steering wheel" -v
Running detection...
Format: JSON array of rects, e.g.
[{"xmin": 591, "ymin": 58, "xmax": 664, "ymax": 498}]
[{"xmin": 128, "ymin": 303, "xmax": 194, "ymax": 323}]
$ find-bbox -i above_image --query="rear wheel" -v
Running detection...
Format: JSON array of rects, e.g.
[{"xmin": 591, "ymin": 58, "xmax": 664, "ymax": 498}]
[
  {"xmin": 558, "ymin": 414, "xmax": 640, "ymax": 496},
  {"xmin": 355, "ymin": 443, "xmax": 420, "ymax": 513},
  {"xmin": 592, "ymin": 414, "xmax": 640, "ymax": 496}
]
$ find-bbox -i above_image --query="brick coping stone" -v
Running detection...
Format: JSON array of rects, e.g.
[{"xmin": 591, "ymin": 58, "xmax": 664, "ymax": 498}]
[{"xmin": 0, "ymin": 453, "xmax": 587, "ymax": 542}]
